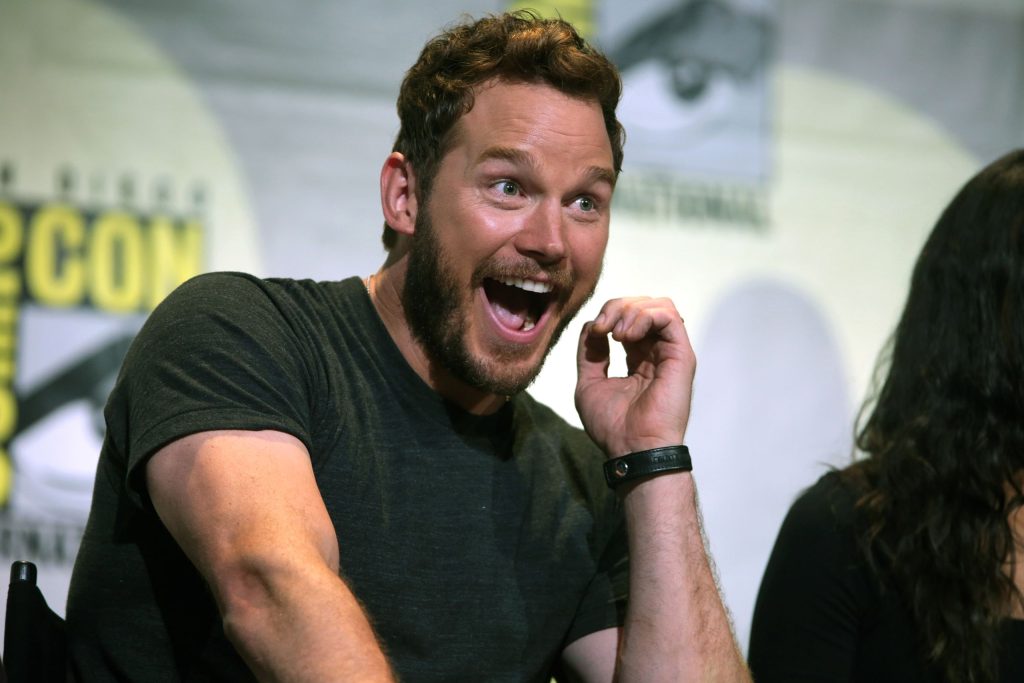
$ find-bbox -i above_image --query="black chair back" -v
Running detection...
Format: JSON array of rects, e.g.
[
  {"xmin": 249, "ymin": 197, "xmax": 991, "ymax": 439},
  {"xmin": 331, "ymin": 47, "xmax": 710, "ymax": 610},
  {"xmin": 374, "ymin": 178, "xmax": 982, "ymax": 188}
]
[{"xmin": 3, "ymin": 561, "xmax": 68, "ymax": 683}]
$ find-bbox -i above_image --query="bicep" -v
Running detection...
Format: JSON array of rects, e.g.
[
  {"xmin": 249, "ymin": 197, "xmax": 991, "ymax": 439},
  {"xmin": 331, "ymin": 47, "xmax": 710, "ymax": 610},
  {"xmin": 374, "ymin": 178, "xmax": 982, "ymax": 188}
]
[{"xmin": 146, "ymin": 429, "xmax": 339, "ymax": 591}]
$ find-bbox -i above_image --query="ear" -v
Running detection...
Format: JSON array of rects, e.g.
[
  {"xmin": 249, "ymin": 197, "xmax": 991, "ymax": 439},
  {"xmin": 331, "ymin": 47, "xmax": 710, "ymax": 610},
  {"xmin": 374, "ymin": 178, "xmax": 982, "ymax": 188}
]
[{"xmin": 380, "ymin": 152, "xmax": 419, "ymax": 237}]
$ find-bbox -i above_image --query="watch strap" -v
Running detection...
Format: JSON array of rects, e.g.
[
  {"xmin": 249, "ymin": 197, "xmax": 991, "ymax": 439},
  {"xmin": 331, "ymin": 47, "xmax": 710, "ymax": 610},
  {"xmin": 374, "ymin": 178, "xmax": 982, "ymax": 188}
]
[{"xmin": 603, "ymin": 445, "xmax": 692, "ymax": 489}]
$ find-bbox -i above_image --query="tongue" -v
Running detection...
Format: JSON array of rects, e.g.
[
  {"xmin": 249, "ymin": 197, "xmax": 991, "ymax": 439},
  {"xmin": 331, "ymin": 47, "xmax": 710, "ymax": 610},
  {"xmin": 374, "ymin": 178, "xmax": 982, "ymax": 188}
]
[
  {"xmin": 491, "ymin": 299, "xmax": 529, "ymax": 330},
  {"xmin": 486, "ymin": 281, "xmax": 533, "ymax": 331}
]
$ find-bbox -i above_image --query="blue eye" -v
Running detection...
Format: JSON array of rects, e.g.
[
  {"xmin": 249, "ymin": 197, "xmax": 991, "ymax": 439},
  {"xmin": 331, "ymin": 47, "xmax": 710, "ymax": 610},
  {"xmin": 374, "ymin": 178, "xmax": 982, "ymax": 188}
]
[{"xmin": 578, "ymin": 197, "xmax": 595, "ymax": 211}]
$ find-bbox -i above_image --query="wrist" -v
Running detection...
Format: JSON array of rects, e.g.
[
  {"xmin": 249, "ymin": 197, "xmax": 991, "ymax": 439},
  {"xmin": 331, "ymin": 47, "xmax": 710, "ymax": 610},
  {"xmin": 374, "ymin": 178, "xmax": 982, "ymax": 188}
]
[
  {"xmin": 603, "ymin": 445, "xmax": 692, "ymax": 489},
  {"xmin": 607, "ymin": 437, "xmax": 684, "ymax": 459}
]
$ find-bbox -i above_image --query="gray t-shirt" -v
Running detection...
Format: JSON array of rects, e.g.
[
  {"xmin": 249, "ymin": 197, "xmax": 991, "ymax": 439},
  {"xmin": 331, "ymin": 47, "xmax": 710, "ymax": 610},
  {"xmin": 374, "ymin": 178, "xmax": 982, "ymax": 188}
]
[{"xmin": 67, "ymin": 272, "xmax": 628, "ymax": 682}]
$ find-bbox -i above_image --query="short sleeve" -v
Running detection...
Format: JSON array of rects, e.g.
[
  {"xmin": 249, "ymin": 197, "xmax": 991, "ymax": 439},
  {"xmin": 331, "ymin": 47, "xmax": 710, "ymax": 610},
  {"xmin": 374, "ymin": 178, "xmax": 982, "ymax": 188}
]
[
  {"xmin": 748, "ymin": 472, "xmax": 872, "ymax": 683},
  {"xmin": 109, "ymin": 272, "xmax": 319, "ymax": 511}
]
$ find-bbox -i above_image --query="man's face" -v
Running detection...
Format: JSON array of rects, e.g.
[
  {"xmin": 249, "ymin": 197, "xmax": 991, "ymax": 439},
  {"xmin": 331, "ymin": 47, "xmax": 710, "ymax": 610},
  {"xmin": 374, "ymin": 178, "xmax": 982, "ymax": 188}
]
[{"xmin": 402, "ymin": 79, "xmax": 614, "ymax": 397}]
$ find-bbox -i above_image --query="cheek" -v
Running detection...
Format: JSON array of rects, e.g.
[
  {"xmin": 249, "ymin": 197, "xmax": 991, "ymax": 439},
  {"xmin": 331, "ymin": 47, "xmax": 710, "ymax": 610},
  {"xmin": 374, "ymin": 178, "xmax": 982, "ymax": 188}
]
[
  {"xmin": 454, "ymin": 204, "xmax": 523, "ymax": 249},
  {"xmin": 432, "ymin": 211, "xmax": 495, "ymax": 261},
  {"xmin": 571, "ymin": 229, "xmax": 608, "ymax": 280}
]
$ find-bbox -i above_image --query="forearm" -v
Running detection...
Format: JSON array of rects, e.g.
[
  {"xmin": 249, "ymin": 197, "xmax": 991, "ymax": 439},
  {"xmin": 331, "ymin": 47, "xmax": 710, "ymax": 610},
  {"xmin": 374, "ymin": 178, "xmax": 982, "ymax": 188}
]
[
  {"xmin": 216, "ymin": 556, "xmax": 394, "ymax": 683},
  {"xmin": 617, "ymin": 472, "xmax": 749, "ymax": 682},
  {"xmin": 574, "ymin": 298, "xmax": 746, "ymax": 679}
]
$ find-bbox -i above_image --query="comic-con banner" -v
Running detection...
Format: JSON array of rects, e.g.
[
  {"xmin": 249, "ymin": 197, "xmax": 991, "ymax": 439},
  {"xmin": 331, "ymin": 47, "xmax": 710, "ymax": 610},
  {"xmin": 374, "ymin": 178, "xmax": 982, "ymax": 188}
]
[
  {"xmin": 0, "ymin": 0, "xmax": 259, "ymax": 603},
  {"xmin": 0, "ymin": 166, "xmax": 205, "ymax": 562}
]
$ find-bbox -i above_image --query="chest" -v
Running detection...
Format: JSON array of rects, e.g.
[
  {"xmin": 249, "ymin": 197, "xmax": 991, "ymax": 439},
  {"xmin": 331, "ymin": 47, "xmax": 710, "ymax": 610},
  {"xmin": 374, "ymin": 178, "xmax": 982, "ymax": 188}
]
[{"xmin": 307, "ymin": 400, "xmax": 606, "ymax": 681}]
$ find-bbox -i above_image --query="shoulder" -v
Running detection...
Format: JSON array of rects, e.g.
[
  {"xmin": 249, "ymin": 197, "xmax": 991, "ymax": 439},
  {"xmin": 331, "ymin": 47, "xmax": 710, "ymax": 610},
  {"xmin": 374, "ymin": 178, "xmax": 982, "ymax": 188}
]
[
  {"xmin": 166, "ymin": 271, "xmax": 276, "ymax": 304},
  {"xmin": 164, "ymin": 272, "xmax": 356, "ymax": 311},
  {"xmin": 142, "ymin": 273, "xmax": 365, "ymax": 341},
  {"xmin": 760, "ymin": 468, "xmax": 876, "ymax": 607},
  {"xmin": 749, "ymin": 469, "xmax": 877, "ymax": 677},
  {"xmin": 120, "ymin": 273, "xmax": 358, "ymax": 387},
  {"xmin": 785, "ymin": 469, "xmax": 860, "ymax": 535},
  {"xmin": 147, "ymin": 272, "xmax": 288, "ymax": 329},
  {"xmin": 759, "ymin": 469, "xmax": 869, "ymax": 594}
]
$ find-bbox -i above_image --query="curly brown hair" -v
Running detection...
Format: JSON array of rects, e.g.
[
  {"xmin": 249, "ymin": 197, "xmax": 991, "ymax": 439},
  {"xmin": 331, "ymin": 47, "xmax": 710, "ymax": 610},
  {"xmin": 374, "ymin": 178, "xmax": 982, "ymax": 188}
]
[
  {"xmin": 847, "ymin": 148, "xmax": 1024, "ymax": 682},
  {"xmin": 382, "ymin": 10, "xmax": 624, "ymax": 250}
]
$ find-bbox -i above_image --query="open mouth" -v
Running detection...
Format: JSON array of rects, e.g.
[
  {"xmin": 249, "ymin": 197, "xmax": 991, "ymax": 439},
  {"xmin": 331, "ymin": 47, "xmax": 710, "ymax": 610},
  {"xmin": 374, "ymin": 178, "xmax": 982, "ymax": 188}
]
[{"xmin": 482, "ymin": 277, "xmax": 556, "ymax": 333}]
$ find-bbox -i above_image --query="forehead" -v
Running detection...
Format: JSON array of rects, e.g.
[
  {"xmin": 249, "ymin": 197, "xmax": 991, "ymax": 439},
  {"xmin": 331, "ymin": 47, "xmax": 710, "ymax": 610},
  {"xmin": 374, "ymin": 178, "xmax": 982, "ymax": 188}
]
[{"xmin": 446, "ymin": 79, "xmax": 614, "ymax": 167}]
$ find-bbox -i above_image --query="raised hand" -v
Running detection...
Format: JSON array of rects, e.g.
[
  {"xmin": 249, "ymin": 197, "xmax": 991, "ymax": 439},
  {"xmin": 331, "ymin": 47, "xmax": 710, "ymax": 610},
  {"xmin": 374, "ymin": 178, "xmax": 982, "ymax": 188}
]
[{"xmin": 574, "ymin": 297, "xmax": 696, "ymax": 459}]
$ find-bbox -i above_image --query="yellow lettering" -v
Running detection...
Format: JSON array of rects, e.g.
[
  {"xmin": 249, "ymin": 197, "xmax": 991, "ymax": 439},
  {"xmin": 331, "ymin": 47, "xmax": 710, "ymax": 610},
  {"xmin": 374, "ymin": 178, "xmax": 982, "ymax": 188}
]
[
  {"xmin": 0, "ymin": 203, "xmax": 23, "ymax": 264},
  {"xmin": 147, "ymin": 217, "xmax": 202, "ymax": 309},
  {"xmin": 0, "ymin": 386, "xmax": 13, "ymax": 440},
  {"xmin": 90, "ymin": 211, "xmax": 143, "ymax": 312},
  {"xmin": 0, "ymin": 270, "xmax": 18, "ymax": 297},
  {"xmin": 0, "ymin": 274, "xmax": 19, "ymax": 385},
  {"xmin": 21, "ymin": 203, "xmax": 204, "ymax": 312},
  {"xmin": 26, "ymin": 204, "xmax": 85, "ymax": 307}
]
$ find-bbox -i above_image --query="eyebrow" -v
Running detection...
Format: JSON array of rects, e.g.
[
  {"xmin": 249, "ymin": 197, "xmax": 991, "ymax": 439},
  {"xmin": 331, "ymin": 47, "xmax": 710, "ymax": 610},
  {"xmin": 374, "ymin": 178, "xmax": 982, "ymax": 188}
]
[{"xmin": 477, "ymin": 146, "xmax": 617, "ymax": 189}]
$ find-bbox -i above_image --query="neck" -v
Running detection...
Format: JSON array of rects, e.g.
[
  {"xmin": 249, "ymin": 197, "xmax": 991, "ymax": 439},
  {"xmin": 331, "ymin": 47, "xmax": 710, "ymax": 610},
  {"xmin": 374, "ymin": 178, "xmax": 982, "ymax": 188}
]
[{"xmin": 365, "ymin": 264, "xmax": 508, "ymax": 416}]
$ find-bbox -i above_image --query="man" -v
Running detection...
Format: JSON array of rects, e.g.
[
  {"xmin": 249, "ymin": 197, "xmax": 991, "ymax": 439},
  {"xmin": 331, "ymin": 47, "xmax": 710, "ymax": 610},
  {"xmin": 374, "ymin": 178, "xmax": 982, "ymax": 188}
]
[{"xmin": 66, "ymin": 11, "xmax": 748, "ymax": 682}]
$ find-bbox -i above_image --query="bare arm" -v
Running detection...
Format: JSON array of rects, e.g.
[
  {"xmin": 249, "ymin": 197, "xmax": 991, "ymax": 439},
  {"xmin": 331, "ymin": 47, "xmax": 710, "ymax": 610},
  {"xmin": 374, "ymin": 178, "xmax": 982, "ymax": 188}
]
[
  {"xmin": 567, "ymin": 297, "xmax": 750, "ymax": 682},
  {"xmin": 146, "ymin": 429, "xmax": 394, "ymax": 683}
]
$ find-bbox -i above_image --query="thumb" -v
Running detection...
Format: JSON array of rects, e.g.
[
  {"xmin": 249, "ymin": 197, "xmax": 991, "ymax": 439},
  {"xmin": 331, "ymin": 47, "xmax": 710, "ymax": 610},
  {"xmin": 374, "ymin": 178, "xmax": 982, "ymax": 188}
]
[{"xmin": 576, "ymin": 321, "xmax": 611, "ymax": 387}]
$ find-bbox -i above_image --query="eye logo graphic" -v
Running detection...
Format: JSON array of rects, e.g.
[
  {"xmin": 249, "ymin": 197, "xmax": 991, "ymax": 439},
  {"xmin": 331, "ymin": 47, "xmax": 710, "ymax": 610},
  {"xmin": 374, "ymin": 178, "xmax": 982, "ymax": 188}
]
[
  {"xmin": 610, "ymin": 0, "xmax": 770, "ymax": 106},
  {"xmin": 610, "ymin": 0, "xmax": 774, "ymax": 230}
]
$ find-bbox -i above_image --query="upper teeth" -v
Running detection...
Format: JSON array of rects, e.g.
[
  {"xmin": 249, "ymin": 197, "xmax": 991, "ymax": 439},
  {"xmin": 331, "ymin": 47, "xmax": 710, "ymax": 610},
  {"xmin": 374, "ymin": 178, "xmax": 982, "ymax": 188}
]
[{"xmin": 499, "ymin": 278, "xmax": 552, "ymax": 293}]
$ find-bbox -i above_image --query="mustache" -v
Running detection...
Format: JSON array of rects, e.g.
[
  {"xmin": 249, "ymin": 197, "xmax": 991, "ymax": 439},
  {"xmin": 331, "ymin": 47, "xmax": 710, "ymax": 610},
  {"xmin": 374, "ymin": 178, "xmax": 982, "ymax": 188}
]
[{"xmin": 472, "ymin": 259, "xmax": 574, "ymax": 296}]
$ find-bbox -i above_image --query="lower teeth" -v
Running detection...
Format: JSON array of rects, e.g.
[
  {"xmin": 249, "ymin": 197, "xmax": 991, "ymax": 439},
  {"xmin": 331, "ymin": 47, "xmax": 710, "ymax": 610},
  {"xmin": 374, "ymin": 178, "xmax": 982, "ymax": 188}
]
[{"xmin": 522, "ymin": 320, "xmax": 535, "ymax": 331}]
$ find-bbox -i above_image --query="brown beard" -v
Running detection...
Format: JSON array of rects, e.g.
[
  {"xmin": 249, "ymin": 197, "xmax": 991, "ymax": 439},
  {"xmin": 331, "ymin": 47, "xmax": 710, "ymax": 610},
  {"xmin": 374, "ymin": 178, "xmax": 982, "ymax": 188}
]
[{"xmin": 401, "ymin": 204, "xmax": 593, "ymax": 397}]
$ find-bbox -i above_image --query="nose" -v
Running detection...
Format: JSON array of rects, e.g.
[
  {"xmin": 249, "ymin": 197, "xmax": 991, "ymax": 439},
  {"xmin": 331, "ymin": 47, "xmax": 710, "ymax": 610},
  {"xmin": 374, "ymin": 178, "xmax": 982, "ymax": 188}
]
[{"xmin": 513, "ymin": 200, "xmax": 566, "ymax": 265}]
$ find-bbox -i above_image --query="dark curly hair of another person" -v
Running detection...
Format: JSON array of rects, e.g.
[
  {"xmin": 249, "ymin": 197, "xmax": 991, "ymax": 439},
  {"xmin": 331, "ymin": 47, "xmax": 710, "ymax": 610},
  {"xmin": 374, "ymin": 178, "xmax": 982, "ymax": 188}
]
[
  {"xmin": 846, "ymin": 148, "xmax": 1024, "ymax": 682},
  {"xmin": 382, "ymin": 10, "xmax": 624, "ymax": 250}
]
